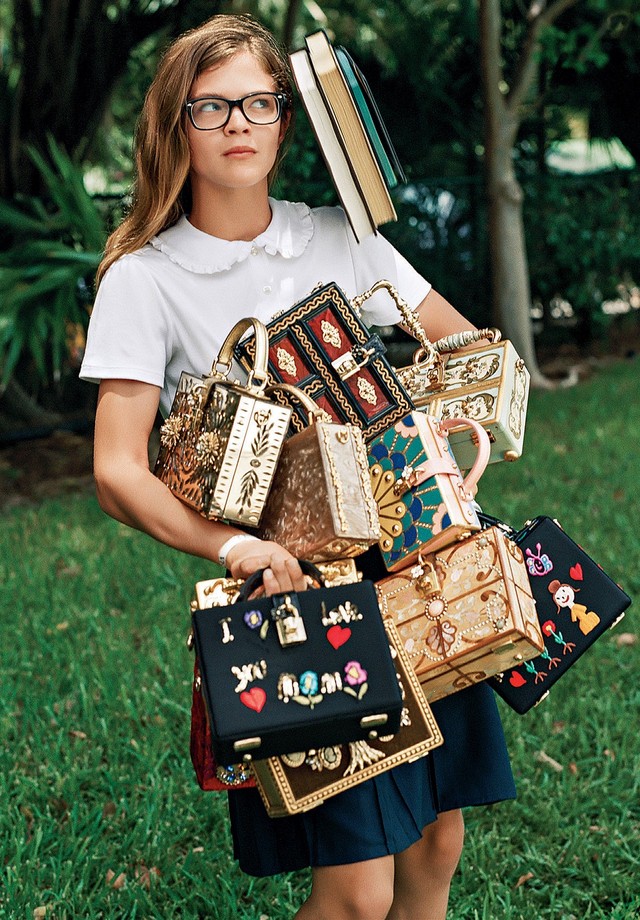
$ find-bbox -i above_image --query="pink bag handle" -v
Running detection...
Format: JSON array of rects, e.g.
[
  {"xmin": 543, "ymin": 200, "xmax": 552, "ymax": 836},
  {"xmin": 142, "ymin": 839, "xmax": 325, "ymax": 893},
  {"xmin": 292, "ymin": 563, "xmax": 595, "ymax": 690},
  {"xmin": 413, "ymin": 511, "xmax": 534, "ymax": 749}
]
[
  {"xmin": 435, "ymin": 417, "xmax": 491, "ymax": 495},
  {"xmin": 395, "ymin": 416, "xmax": 491, "ymax": 498}
]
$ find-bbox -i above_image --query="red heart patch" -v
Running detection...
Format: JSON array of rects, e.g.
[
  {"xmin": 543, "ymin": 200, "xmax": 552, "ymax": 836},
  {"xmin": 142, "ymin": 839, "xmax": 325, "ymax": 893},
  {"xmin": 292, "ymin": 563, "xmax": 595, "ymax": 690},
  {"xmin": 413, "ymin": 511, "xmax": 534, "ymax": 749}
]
[
  {"xmin": 569, "ymin": 563, "xmax": 583, "ymax": 581},
  {"xmin": 327, "ymin": 624, "xmax": 352, "ymax": 649},
  {"xmin": 240, "ymin": 687, "xmax": 266, "ymax": 713},
  {"xmin": 509, "ymin": 671, "xmax": 527, "ymax": 688}
]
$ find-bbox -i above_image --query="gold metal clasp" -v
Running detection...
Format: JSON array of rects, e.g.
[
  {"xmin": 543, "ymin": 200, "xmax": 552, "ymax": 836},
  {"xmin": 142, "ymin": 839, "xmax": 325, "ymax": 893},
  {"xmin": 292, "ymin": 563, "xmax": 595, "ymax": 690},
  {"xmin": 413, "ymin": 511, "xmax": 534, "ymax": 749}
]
[
  {"xmin": 331, "ymin": 346, "xmax": 375, "ymax": 381},
  {"xmin": 272, "ymin": 595, "xmax": 308, "ymax": 647},
  {"xmin": 410, "ymin": 559, "xmax": 441, "ymax": 598},
  {"xmin": 393, "ymin": 465, "xmax": 419, "ymax": 497}
]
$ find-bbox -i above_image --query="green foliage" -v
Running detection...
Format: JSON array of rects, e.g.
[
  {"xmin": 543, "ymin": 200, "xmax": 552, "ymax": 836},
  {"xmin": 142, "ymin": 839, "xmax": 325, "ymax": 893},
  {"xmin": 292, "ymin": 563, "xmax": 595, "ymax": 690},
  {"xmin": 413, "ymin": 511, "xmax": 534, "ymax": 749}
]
[
  {"xmin": 523, "ymin": 170, "xmax": 640, "ymax": 341},
  {"xmin": 0, "ymin": 359, "xmax": 638, "ymax": 917},
  {"xmin": 0, "ymin": 137, "xmax": 106, "ymax": 388}
]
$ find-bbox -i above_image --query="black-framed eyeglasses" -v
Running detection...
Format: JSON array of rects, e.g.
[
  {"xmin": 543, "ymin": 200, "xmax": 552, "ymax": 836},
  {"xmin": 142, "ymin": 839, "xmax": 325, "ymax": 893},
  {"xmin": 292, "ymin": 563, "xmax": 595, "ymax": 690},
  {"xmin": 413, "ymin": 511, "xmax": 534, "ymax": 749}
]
[{"xmin": 185, "ymin": 92, "xmax": 287, "ymax": 131}]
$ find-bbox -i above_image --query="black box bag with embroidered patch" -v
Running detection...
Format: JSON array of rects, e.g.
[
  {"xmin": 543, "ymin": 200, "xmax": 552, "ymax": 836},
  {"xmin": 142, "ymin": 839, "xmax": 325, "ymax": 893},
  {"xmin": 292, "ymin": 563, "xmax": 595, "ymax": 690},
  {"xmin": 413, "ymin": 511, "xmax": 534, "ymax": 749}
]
[
  {"xmin": 191, "ymin": 561, "xmax": 403, "ymax": 763},
  {"xmin": 486, "ymin": 516, "xmax": 631, "ymax": 714}
]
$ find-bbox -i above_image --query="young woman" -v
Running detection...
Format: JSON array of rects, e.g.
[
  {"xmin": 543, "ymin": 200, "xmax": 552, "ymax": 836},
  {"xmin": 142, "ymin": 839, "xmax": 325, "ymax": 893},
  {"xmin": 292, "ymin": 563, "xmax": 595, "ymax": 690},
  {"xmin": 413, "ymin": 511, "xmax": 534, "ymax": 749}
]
[{"xmin": 80, "ymin": 14, "xmax": 515, "ymax": 919}]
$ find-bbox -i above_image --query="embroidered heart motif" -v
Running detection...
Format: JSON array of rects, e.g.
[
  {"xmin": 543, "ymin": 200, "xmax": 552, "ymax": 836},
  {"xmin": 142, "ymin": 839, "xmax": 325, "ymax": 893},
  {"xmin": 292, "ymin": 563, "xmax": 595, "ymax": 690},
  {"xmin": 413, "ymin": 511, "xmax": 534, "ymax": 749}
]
[
  {"xmin": 569, "ymin": 563, "xmax": 583, "ymax": 581},
  {"xmin": 509, "ymin": 671, "xmax": 527, "ymax": 688},
  {"xmin": 327, "ymin": 624, "xmax": 352, "ymax": 649},
  {"xmin": 240, "ymin": 687, "xmax": 266, "ymax": 713}
]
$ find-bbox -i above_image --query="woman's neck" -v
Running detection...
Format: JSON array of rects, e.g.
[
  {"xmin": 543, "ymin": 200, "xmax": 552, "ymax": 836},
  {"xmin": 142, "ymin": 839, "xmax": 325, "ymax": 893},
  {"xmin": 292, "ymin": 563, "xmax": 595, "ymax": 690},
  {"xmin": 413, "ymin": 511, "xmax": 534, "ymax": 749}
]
[{"xmin": 188, "ymin": 185, "xmax": 272, "ymax": 241}]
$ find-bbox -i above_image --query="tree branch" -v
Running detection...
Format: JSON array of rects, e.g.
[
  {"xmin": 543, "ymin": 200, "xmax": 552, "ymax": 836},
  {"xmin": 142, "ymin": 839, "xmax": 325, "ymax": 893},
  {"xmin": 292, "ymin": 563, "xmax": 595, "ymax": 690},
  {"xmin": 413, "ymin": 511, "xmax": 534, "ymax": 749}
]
[
  {"xmin": 507, "ymin": 0, "xmax": 581, "ymax": 115},
  {"xmin": 479, "ymin": 0, "xmax": 507, "ymax": 131}
]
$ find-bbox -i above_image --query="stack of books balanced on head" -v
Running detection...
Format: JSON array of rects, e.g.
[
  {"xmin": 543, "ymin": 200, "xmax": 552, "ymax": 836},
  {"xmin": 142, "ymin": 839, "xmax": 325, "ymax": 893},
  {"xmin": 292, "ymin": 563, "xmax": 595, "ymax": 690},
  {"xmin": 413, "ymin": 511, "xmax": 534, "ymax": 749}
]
[{"xmin": 290, "ymin": 30, "xmax": 406, "ymax": 242}]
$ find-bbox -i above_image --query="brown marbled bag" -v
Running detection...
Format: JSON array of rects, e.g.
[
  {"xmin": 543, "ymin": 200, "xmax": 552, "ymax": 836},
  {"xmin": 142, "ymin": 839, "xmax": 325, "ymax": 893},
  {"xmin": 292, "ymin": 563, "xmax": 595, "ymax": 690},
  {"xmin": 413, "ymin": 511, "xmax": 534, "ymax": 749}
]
[{"xmin": 257, "ymin": 384, "xmax": 380, "ymax": 562}]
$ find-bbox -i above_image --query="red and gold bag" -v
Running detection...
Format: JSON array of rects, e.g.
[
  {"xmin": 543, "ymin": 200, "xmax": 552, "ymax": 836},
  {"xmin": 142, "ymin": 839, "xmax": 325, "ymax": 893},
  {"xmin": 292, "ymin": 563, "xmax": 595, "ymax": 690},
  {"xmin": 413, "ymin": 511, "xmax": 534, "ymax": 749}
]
[{"xmin": 234, "ymin": 281, "xmax": 415, "ymax": 441}]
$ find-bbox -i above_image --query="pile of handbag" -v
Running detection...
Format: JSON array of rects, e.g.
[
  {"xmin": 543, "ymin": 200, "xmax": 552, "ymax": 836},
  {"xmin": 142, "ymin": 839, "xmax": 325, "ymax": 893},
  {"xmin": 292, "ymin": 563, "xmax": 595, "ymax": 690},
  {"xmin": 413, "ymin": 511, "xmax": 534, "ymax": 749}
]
[{"xmin": 157, "ymin": 279, "xmax": 631, "ymax": 815}]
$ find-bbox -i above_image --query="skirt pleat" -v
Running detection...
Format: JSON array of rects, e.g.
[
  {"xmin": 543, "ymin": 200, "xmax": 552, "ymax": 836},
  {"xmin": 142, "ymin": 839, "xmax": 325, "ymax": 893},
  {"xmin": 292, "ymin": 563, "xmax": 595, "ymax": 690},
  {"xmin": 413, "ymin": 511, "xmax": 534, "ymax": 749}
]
[{"xmin": 227, "ymin": 681, "xmax": 516, "ymax": 877}]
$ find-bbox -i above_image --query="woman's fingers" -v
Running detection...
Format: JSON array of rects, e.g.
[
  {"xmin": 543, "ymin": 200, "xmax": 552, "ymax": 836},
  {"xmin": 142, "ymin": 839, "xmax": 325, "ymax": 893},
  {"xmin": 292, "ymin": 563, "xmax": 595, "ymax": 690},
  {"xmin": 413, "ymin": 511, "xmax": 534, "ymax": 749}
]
[{"xmin": 227, "ymin": 540, "xmax": 307, "ymax": 593}]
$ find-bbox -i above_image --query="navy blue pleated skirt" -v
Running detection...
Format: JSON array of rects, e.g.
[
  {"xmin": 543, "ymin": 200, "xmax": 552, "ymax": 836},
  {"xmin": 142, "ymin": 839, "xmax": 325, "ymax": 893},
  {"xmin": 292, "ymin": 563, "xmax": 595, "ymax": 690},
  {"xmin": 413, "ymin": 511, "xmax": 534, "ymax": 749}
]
[{"xmin": 228, "ymin": 681, "xmax": 515, "ymax": 877}]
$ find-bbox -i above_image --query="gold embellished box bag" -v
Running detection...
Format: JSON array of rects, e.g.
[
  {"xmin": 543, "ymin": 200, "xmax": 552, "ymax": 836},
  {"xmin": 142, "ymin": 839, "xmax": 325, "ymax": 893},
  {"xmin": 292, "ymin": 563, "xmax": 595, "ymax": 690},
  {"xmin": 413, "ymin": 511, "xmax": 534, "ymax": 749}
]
[
  {"xmin": 154, "ymin": 318, "xmax": 292, "ymax": 527},
  {"xmin": 375, "ymin": 526, "xmax": 545, "ymax": 702},
  {"xmin": 190, "ymin": 561, "xmax": 403, "ymax": 764},
  {"xmin": 233, "ymin": 280, "xmax": 415, "ymax": 441},
  {"xmin": 256, "ymin": 384, "xmax": 381, "ymax": 562},
  {"xmin": 251, "ymin": 620, "xmax": 443, "ymax": 816},
  {"xmin": 396, "ymin": 329, "xmax": 531, "ymax": 468}
]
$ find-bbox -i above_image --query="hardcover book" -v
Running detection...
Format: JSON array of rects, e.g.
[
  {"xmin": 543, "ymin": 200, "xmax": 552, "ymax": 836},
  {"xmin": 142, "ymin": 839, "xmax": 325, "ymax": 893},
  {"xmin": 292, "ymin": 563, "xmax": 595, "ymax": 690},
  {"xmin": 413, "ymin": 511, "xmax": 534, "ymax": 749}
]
[
  {"xmin": 290, "ymin": 31, "xmax": 405, "ymax": 239},
  {"xmin": 289, "ymin": 47, "xmax": 376, "ymax": 241}
]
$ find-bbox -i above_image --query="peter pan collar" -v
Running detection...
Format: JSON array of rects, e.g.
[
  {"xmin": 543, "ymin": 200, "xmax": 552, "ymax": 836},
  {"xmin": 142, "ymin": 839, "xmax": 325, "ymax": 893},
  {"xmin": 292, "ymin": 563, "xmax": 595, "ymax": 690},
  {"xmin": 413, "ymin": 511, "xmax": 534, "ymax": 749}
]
[{"xmin": 148, "ymin": 198, "xmax": 314, "ymax": 274}]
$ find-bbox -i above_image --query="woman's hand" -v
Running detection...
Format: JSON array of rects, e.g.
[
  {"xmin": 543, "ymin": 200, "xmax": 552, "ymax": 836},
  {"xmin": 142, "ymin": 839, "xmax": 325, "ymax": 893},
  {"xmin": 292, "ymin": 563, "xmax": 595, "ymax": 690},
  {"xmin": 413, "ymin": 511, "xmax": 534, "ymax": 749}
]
[{"xmin": 225, "ymin": 539, "xmax": 308, "ymax": 593}]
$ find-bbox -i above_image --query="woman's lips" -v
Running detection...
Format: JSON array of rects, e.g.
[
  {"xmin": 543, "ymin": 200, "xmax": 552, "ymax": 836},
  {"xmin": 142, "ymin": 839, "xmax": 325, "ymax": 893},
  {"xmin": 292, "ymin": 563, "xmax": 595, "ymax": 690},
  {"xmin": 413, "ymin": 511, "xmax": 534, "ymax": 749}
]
[{"xmin": 224, "ymin": 147, "xmax": 256, "ymax": 156}]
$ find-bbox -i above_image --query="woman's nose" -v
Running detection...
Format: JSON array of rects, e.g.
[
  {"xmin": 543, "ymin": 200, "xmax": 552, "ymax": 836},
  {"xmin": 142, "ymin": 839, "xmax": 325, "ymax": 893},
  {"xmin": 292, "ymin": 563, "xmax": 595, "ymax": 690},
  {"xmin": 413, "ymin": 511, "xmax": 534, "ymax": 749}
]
[{"xmin": 224, "ymin": 105, "xmax": 251, "ymax": 132}]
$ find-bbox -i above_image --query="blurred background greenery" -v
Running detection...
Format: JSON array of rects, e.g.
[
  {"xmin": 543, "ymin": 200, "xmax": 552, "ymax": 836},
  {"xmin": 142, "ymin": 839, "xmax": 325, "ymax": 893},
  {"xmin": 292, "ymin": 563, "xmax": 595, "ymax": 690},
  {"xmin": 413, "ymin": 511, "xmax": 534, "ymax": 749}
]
[{"xmin": 0, "ymin": 0, "xmax": 639, "ymax": 433}]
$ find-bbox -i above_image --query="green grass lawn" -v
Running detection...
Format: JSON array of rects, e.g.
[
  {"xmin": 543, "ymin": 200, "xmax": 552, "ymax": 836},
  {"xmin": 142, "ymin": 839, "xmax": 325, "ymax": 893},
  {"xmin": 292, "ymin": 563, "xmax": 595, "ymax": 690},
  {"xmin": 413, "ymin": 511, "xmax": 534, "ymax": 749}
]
[{"xmin": 1, "ymin": 358, "xmax": 638, "ymax": 919}]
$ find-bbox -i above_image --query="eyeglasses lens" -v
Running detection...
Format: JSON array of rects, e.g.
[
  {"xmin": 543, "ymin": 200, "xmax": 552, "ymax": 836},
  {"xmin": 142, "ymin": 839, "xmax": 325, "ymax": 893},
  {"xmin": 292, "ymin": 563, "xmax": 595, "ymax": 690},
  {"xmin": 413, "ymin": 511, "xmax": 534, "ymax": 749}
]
[{"xmin": 190, "ymin": 93, "xmax": 281, "ymax": 130}]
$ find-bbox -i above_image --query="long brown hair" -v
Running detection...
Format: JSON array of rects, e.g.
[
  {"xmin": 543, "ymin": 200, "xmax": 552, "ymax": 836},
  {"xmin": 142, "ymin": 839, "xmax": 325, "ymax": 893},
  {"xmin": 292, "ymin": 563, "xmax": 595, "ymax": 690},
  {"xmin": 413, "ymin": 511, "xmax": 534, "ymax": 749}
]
[{"xmin": 96, "ymin": 14, "xmax": 294, "ymax": 286}]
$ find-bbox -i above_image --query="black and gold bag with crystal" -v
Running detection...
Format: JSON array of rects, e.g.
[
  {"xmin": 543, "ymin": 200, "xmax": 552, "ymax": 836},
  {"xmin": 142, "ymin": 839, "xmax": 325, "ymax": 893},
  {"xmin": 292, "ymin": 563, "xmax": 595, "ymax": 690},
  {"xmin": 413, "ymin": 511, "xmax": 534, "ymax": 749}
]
[{"xmin": 154, "ymin": 318, "xmax": 292, "ymax": 527}]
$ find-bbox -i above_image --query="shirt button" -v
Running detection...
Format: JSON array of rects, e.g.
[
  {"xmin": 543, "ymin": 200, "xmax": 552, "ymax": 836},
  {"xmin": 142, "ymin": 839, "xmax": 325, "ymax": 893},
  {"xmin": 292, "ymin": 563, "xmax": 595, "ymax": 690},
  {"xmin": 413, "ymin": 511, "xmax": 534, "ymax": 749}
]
[
  {"xmin": 263, "ymin": 285, "xmax": 272, "ymax": 294},
  {"xmin": 250, "ymin": 246, "xmax": 259, "ymax": 256}
]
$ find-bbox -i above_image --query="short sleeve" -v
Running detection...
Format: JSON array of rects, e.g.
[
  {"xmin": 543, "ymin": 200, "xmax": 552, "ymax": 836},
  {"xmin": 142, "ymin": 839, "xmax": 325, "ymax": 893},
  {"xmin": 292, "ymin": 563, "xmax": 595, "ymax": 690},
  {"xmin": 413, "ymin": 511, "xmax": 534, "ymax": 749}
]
[
  {"xmin": 79, "ymin": 254, "xmax": 171, "ymax": 388},
  {"xmin": 346, "ymin": 225, "xmax": 432, "ymax": 326}
]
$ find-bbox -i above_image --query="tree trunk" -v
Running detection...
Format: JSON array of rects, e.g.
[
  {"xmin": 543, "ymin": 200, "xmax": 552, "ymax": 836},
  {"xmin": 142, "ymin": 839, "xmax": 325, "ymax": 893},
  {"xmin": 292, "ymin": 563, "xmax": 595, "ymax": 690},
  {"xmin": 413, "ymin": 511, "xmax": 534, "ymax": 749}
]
[
  {"xmin": 479, "ymin": 0, "xmax": 550, "ymax": 388},
  {"xmin": 486, "ymin": 129, "xmax": 551, "ymax": 387},
  {"xmin": 479, "ymin": 0, "xmax": 581, "ymax": 388}
]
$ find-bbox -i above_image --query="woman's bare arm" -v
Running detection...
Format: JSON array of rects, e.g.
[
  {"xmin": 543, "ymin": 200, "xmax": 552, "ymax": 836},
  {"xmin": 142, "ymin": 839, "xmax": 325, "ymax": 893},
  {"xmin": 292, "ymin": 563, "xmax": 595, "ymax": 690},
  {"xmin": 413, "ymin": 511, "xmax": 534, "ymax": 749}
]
[
  {"xmin": 413, "ymin": 288, "xmax": 479, "ymax": 342},
  {"xmin": 93, "ymin": 379, "xmax": 306, "ymax": 591}
]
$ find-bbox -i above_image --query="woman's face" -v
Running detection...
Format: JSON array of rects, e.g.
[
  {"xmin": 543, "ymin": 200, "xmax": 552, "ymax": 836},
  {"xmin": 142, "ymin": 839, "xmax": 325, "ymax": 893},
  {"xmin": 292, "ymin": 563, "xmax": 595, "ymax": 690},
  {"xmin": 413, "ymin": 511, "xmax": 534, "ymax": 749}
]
[{"xmin": 186, "ymin": 50, "xmax": 287, "ymax": 199}]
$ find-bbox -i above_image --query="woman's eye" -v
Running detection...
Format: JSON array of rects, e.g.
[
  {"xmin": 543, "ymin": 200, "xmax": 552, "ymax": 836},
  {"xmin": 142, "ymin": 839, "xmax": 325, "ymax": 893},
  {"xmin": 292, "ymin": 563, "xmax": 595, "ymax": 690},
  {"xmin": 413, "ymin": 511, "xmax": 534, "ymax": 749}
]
[
  {"xmin": 198, "ymin": 99, "xmax": 224, "ymax": 113},
  {"xmin": 249, "ymin": 96, "xmax": 271, "ymax": 111}
]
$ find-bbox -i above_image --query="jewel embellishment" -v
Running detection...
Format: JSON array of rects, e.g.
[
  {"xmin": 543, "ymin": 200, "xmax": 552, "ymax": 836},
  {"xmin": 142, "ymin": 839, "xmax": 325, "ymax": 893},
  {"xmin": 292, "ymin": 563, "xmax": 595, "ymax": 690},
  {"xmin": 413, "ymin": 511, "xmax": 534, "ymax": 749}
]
[
  {"xmin": 525, "ymin": 543, "xmax": 553, "ymax": 576},
  {"xmin": 232, "ymin": 660, "xmax": 267, "ymax": 692},
  {"xmin": 426, "ymin": 620, "xmax": 457, "ymax": 657},
  {"xmin": 299, "ymin": 670, "xmax": 320, "ymax": 696},
  {"xmin": 321, "ymin": 601, "xmax": 363, "ymax": 626},
  {"xmin": 509, "ymin": 670, "xmax": 527, "ymax": 688},
  {"xmin": 357, "ymin": 377, "xmax": 378, "ymax": 406},
  {"xmin": 293, "ymin": 669, "xmax": 323, "ymax": 709},
  {"xmin": 159, "ymin": 414, "xmax": 184, "ymax": 449},
  {"xmin": 195, "ymin": 430, "xmax": 223, "ymax": 473},
  {"xmin": 423, "ymin": 593, "xmax": 448, "ymax": 620},
  {"xmin": 569, "ymin": 563, "xmax": 583, "ymax": 581},
  {"xmin": 343, "ymin": 661, "xmax": 368, "ymax": 699}
]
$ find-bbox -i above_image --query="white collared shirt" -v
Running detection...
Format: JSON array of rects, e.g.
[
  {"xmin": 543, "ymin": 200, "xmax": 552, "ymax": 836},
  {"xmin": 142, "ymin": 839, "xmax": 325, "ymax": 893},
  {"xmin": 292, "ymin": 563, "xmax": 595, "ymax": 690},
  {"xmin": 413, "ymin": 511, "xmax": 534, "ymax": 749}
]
[{"xmin": 80, "ymin": 199, "xmax": 431, "ymax": 416}]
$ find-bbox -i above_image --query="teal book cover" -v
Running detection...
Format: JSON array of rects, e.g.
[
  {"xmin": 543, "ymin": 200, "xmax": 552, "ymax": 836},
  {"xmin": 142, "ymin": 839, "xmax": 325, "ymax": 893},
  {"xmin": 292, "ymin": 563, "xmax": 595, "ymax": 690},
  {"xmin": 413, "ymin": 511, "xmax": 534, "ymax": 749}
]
[{"xmin": 335, "ymin": 47, "xmax": 406, "ymax": 190}]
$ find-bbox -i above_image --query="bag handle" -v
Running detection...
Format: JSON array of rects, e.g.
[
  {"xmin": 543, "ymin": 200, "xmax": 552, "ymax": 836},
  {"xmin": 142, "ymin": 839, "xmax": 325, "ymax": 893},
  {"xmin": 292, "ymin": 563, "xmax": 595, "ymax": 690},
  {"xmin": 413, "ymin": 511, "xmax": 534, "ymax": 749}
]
[
  {"xmin": 237, "ymin": 560, "xmax": 325, "ymax": 602},
  {"xmin": 350, "ymin": 279, "xmax": 441, "ymax": 368},
  {"xmin": 437, "ymin": 417, "xmax": 491, "ymax": 495},
  {"xmin": 265, "ymin": 382, "xmax": 333, "ymax": 425},
  {"xmin": 393, "ymin": 416, "xmax": 490, "ymax": 498},
  {"xmin": 208, "ymin": 317, "xmax": 270, "ymax": 394},
  {"xmin": 432, "ymin": 327, "xmax": 502, "ymax": 355}
]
